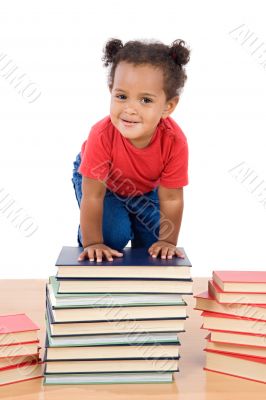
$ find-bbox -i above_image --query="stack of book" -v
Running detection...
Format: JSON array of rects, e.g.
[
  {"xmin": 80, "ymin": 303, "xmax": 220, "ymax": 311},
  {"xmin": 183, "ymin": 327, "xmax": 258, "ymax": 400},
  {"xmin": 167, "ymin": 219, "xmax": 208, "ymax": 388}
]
[
  {"xmin": 0, "ymin": 314, "xmax": 43, "ymax": 386},
  {"xmin": 195, "ymin": 271, "xmax": 266, "ymax": 384},
  {"xmin": 44, "ymin": 246, "xmax": 193, "ymax": 385}
]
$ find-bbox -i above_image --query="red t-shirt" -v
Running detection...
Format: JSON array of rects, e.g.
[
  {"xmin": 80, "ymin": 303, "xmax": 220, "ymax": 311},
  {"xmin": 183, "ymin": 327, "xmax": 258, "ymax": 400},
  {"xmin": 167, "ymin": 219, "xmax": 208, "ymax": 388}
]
[{"xmin": 78, "ymin": 115, "xmax": 189, "ymax": 196}]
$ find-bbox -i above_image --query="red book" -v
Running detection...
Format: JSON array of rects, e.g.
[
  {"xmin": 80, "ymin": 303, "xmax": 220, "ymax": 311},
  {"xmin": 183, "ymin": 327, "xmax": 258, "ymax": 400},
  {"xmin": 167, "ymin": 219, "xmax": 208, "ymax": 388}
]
[
  {"xmin": 205, "ymin": 334, "xmax": 266, "ymax": 358},
  {"xmin": 0, "ymin": 341, "xmax": 40, "ymax": 359},
  {"xmin": 194, "ymin": 290, "xmax": 266, "ymax": 320},
  {"xmin": 208, "ymin": 279, "xmax": 266, "ymax": 304},
  {"xmin": 202, "ymin": 327, "xmax": 266, "ymax": 349},
  {"xmin": 0, "ymin": 353, "xmax": 40, "ymax": 371},
  {"xmin": 0, "ymin": 314, "xmax": 39, "ymax": 345},
  {"xmin": 204, "ymin": 349, "xmax": 266, "ymax": 384},
  {"xmin": 0, "ymin": 360, "xmax": 44, "ymax": 386},
  {"xmin": 213, "ymin": 271, "xmax": 266, "ymax": 293},
  {"xmin": 201, "ymin": 311, "xmax": 266, "ymax": 335}
]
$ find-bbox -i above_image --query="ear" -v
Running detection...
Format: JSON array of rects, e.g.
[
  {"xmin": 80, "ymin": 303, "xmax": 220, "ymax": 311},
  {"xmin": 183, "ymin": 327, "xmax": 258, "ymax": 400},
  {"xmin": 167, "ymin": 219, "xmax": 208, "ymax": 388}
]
[{"xmin": 161, "ymin": 96, "xmax": 179, "ymax": 119}]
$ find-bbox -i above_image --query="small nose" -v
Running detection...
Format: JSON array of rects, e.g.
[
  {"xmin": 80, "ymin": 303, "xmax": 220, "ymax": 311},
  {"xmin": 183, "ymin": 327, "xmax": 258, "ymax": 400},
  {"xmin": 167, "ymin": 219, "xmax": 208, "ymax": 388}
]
[
  {"xmin": 124, "ymin": 109, "xmax": 137, "ymax": 116},
  {"xmin": 124, "ymin": 100, "xmax": 138, "ymax": 114}
]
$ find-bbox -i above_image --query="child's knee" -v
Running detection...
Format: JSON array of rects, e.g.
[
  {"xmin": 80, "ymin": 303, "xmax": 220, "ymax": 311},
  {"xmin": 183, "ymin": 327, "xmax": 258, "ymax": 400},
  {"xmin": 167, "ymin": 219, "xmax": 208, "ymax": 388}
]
[{"xmin": 104, "ymin": 232, "xmax": 131, "ymax": 251}]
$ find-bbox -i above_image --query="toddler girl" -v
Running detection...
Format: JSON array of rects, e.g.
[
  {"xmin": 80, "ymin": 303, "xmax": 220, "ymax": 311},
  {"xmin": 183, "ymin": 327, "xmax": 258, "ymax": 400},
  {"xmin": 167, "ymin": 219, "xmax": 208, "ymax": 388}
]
[{"xmin": 72, "ymin": 38, "xmax": 190, "ymax": 262}]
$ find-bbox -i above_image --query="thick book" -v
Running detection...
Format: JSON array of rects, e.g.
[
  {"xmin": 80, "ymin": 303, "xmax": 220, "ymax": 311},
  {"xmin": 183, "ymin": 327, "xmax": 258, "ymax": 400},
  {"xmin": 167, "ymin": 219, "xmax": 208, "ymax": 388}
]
[
  {"xmin": 46, "ymin": 318, "xmax": 180, "ymax": 346},
  {"xmin": 204, "ymin": 349, "xmax": 266, "ymax": 384},
  {"xmin": 0, "ymin": 314, "xmax": 39, "ymax": 344},
  {"xmin": 56, "ymin": 277, "xmax": 193, "ymax": 294},
  {"xmin": 201, "ymin": 311, "xmax": 266, "ymax": 335},
  {"xmin": 0, "ymin": 341, "xmax": 39, "ymax": 359},
  {"xmin": 0, "ymin": 353, "xmax": 40, "ymax": 371},
  {"xmin": 213, "ymin": 271, "xmax": 266, "ymax": 293},
  {"xmin": 194, "ymin": 291, "xmax": 266, "ymax": 320},
  {"xmin": 0, "ymin": 360, "xmax": 43, "ymax": 386},
  {"xmin": 208, "ymin": 279, "xmax": 266, "ymax": 304},
  {"xmin": 47, "ymin": 285, "xmax": 187, "ymax": 322},
  {"xmin": 56, "ymin": 246, "xmax": 192, "ymax": 279},
  {"xmin": 44, "ymin": 371, "xmax": 174, "ymax": 384},
  {"xmin": 44, "ymin": 357, "xmax": 179, "ymax": 374},
  {"xmin": 205, "ymin": 335, "xmax": 266, "ymax": 358},
  {"xmin": 44, "ymin": 338, "xmax": 180, "ymax": 360},
  {"xmin": 46, "ymin": 303, "xmax": 186, "ymax": 336},
  {"xmin": 48, "ymin": 276, "xmax": 186, "ymax": 307},
  {"xmin": 209, "ymin": 329, "xmax": 266, "ymax": 348}
]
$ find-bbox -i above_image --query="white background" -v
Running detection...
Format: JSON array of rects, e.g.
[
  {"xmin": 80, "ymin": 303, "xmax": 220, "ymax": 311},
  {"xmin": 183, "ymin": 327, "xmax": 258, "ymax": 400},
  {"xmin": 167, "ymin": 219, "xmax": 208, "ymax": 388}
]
[{"xmin": 0, "ymin": 0, "xmax": 266, "ymax": 278}]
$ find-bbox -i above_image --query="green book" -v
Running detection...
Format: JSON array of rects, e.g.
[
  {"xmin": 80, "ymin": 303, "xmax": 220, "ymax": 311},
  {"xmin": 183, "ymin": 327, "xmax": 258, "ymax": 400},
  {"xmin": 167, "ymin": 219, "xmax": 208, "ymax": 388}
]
[
  {"xmin": 44, "ymin": 334, "xmax": 180, "ymax": 361},
  {"xmin": 44, "ymin": 371, "xmax": 174, "ymax": 384},
  {"xmin": 45, "ymin": 317, "xmax": 181, "ymax": 347},
  {"xmin": 48, "ymin": 276, "xmax": 187, "ymax": 308},
  {"xmin": 44, "ymin": 357, "xmax": 179, "ymax": 374}
]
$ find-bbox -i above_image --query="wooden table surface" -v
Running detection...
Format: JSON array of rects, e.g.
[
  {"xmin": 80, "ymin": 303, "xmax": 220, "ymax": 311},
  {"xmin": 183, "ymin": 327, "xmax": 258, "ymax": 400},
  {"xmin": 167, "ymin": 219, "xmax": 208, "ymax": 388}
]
[{"xmin": 0, "ymin": 278, "xmax": 265, "ymax": 399}]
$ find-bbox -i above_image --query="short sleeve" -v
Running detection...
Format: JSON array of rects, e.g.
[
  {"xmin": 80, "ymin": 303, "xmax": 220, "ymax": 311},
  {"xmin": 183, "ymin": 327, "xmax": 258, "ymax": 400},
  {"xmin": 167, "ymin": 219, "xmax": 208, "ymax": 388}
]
[
  {"xmin": 159, "ymin": 138, "xmax": 189, "ymax": 188},
  {"xmin": 78, "ymin": 126, "xmax": 112, "ymax": 182}
]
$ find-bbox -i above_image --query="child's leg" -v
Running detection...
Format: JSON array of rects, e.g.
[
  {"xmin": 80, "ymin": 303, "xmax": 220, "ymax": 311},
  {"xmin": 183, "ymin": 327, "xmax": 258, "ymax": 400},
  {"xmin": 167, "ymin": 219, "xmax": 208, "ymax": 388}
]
[
  {"xmin": 127, "ymin": 189, "xmax": 160, "ymax": 249},
  {"xmin": 71, "ymin": 153, "xmax": 133, "ymax": 250},
  {"xmin": 102, "ymin": 191, "xmax": 134, "ymax": 251},
  {"xmin": 71, "ymin": 152, "xmax": 83, "ymax": 246}
]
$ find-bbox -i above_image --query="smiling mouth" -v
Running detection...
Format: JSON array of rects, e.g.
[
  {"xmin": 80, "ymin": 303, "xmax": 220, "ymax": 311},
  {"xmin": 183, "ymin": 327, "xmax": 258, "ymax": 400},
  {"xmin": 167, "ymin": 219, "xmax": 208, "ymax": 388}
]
[{"xmin": 121, "ymin": 119, "xmax": 139, "ymax": 123}]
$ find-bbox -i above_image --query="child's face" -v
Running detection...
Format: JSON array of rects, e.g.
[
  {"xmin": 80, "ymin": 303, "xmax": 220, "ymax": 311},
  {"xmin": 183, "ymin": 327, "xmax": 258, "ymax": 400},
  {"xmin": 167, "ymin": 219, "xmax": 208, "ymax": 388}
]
[{"xmin": 109, "ymin": 62, "xmax": 178, "ymax": 148}]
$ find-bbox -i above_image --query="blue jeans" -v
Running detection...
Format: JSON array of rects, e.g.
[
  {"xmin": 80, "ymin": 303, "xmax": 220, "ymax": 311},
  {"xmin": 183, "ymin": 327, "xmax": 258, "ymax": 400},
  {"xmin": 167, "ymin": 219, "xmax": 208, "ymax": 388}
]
[{"xmin": 71, "ymin": 152, "xmax": 161, "ymax": 251}]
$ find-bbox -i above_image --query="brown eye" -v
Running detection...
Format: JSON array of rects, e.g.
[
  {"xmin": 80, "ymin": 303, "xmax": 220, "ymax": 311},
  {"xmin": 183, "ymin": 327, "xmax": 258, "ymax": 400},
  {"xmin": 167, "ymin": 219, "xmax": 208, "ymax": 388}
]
[
  {"xmin": 116, "ymin": 95, "xmax": 126, "ymax": 100},
  {"xmin": 141, "ymin": 97, "xmax": 152, "ymax": 104}
]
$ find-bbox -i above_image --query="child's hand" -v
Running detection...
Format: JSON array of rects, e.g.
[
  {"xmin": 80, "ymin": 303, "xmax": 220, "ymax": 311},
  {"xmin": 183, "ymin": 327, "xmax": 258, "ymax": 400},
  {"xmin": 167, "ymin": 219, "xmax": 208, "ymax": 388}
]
[
  {"xmin": 78, "ymin": 244, "xmax": 123, "ymax": 263},
  {"xmin": 148, "ymin": 241, "xmax": 185, "ymax": 259}
]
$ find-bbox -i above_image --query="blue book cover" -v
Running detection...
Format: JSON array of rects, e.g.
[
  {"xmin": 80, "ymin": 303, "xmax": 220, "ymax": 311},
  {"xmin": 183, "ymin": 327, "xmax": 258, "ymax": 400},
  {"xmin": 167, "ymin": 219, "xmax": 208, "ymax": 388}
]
[{"xmin": 55, "ymin": 246, "xmax": 192, "ymax": 268}]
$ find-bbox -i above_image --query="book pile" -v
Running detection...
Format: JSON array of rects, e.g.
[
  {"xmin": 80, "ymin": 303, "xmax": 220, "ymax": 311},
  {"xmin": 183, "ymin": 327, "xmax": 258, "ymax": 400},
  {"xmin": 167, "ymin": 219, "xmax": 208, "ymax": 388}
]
[
  {"xmin": 0, "ymin": 314, "xmax": 43, "ymax": 386},
  {"xmin": 44, "ymin": 246, "xmax": 193, "ymax": 385},
  {"xmin": 195, "ymin": 271, "xmax": 266, "ymax": 384}
]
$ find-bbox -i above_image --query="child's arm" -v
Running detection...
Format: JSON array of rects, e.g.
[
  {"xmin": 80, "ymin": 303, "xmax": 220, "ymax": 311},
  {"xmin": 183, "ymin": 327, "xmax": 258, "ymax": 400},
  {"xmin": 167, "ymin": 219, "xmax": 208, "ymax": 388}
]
[
  {"xmin": 148, "ymin": 186, "xmax": 185, "ymax": 259},
  {"xmin": 80, "ymin": 176, "xmax": 106, "ymax": 247}
]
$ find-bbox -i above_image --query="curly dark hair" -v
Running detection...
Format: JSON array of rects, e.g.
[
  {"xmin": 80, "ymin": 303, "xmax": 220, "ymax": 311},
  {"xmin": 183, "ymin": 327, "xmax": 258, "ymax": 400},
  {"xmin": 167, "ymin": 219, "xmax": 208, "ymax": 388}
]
[{"xmin": 102, "ymin": 38, "xmax": 191, "ymax": 101}]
